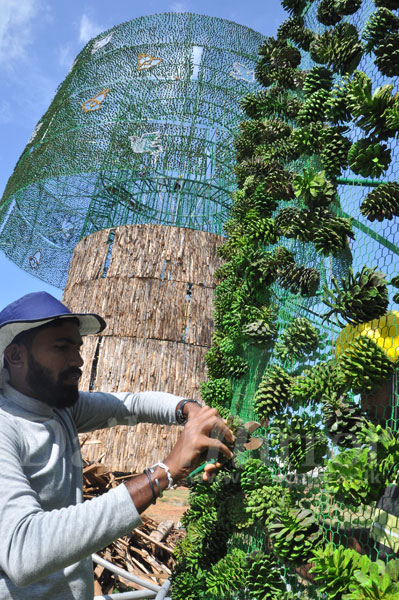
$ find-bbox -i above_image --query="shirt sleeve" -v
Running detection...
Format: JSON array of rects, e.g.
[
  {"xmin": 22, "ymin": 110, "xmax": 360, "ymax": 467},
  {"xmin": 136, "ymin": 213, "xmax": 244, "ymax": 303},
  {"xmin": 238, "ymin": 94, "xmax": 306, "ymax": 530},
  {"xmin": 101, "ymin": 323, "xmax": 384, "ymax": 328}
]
[
  {"xmin": 71, "ymin": 390, "xmax": 184, "ymax": 433},
  {"xmin": 0, "ymin": 415, "xmax": 141, "ymax": 587}
]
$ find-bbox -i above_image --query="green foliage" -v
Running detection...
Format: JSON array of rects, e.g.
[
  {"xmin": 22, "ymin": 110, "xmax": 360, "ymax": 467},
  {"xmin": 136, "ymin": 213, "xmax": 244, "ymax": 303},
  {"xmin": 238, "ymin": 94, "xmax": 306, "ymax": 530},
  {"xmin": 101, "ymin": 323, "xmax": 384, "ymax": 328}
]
[
  {"xmin": 327, "ymin": 74, "xmax": 353, "ymax": 124},
  {"xmin": 240, "ymin": 458, "xmax": 274, "ymax": 492},
  {"xmin": 290, "ymin": 122, "xmax": 325, "ymax": 155},
  {"xmin": 346, "ymin": 72, "xmax": 399, "ymax": 140},
  {"xmin": 256, "ymin": 37, "xmax": 302, "ymax": 89},
  {"xmin": 343, "ymin": 559, "xmax": 399, "ymax": 599},
  {"xmin": 246, "ymin": 551, "xmax": 287, "ymax": 600},
  {"xmin": 322, "ymin": 266, "xmax": 389, "ymax": 326},
  {"xmin": 310, "ymin": 544, "xmax": 372, "ymax": 599},
  {"xmin": 324, "ymin": 445, "xmax": 381, "ymax": 506},
  {"xmin": 205, "ymin": 344, "xmax": 249, "ymax": 379},
  {"xmin": 268, "ymin": 507, "xmax": 324, "ymax": 563},
  {"xmin": 281, "ymin": 0, "xmax": 309, "ymax": 17},
  {"xmin": 360, "ymin": 182, "xmax": 399, "ymax": 222},
  {"xmin": 275, "ymin": 317, "xmax": 320, "ymax": 362},
  {"xmin": 254, "ymin": 365, "xmax": 293, "ymax": 419},
  {"xmin": 339, "ymin": 336, "xmax": 395, "ymax": 394},
  {"xmin": 246, "ymin": 484, "xmax": 292, "ymax": 528},
  {"xmin": 240, "ymin": 87, "xmax": 302, "ymax": 120}
]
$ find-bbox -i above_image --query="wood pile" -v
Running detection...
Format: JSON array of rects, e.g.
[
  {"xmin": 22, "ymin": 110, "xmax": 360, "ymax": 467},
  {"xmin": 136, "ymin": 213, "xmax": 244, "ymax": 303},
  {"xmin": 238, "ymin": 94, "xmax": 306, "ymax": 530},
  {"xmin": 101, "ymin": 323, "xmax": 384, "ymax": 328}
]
[{"xmin": 83, "ymin": 460, "xmax": 185, "ymax": 596}]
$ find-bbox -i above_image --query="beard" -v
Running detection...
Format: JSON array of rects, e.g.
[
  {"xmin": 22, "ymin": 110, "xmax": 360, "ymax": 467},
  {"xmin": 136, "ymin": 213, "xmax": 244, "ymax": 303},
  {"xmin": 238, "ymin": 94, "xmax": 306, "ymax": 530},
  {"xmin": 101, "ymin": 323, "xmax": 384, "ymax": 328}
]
[{"xmin": 26, "ymin": 354, "xmax": 81, "ymax": 409}]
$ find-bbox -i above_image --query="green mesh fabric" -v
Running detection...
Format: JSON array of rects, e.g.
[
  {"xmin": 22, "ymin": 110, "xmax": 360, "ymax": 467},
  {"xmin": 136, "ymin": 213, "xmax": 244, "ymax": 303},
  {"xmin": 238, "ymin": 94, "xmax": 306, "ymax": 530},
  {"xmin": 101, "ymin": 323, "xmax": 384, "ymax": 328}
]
[{"xmin": 0, "ymin": 13, "xmax": 264, "ymax": 287}]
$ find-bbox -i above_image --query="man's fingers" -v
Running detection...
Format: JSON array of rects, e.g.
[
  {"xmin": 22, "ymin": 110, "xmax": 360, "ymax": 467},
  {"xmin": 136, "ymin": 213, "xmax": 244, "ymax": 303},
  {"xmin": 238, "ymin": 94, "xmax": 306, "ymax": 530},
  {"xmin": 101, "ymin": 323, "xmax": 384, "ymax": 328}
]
[{"xmin": 202, "ymin": 437, "xmax": 233, "ymax": 461}]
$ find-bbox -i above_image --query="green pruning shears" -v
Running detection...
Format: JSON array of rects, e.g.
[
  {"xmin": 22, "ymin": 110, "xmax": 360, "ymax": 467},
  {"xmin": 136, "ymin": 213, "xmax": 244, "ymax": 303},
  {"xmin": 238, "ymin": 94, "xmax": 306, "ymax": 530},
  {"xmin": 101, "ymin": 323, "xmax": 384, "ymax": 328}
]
[{"xmin": 188, "ymin": 421, "xmax": 263, "ymax": 479}]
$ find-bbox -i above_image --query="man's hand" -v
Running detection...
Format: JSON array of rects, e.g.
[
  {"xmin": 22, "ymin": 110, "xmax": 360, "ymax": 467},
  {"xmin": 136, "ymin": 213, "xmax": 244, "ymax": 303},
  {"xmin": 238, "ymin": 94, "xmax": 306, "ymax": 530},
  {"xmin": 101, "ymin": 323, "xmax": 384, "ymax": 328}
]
[{"xmin": 165, "ymin": 405, "xmax": 234, "ymax": 483}]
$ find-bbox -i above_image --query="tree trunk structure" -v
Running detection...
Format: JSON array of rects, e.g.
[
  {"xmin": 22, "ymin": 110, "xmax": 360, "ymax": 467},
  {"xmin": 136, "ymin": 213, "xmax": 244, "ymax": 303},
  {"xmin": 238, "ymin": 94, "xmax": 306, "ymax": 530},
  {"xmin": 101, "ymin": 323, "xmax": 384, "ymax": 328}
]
[{"xmin": 63, "ymin": 224, "xmax": 223, "ymax": 472}]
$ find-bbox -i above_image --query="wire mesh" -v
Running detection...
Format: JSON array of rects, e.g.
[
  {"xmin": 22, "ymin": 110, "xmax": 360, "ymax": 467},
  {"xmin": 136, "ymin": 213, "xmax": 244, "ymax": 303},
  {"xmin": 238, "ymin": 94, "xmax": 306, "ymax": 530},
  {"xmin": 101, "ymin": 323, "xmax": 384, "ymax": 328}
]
[{"xmin": 0, "ymin": 13, "xmax": 264, "ymax": 288}]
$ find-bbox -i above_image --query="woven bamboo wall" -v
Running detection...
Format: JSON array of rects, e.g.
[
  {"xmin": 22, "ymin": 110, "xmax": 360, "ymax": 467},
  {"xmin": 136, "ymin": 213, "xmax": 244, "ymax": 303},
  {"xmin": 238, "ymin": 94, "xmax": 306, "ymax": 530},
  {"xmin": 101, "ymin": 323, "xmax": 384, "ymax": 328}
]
[{"xmin": 63, "ymin": 224, "xmax": 223, "ymax": 472}]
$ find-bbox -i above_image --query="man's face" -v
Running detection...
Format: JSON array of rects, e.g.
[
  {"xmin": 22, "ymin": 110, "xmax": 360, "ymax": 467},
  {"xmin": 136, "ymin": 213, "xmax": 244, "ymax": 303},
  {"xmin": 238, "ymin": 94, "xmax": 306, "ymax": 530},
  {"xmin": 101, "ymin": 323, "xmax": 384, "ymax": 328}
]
[{"xmin": 25, "ymin": 320, "xmax": 84, "ymax": 409}]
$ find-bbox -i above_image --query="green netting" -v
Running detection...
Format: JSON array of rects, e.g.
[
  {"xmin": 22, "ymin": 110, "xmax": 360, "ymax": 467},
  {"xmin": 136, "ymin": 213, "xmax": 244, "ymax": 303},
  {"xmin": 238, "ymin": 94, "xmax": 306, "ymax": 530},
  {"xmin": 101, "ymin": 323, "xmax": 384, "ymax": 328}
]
[{"xmin": 0, "ymin": 13, "xmax": 264, "ymax": 288}]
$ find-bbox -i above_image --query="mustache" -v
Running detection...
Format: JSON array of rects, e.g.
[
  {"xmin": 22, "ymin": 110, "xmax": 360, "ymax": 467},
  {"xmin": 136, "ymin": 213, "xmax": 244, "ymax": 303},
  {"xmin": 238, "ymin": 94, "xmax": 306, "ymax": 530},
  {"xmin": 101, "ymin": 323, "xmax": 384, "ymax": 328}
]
[{"xmin": 59, "ymin": 367, "xmax": 82, "ymax": 382}]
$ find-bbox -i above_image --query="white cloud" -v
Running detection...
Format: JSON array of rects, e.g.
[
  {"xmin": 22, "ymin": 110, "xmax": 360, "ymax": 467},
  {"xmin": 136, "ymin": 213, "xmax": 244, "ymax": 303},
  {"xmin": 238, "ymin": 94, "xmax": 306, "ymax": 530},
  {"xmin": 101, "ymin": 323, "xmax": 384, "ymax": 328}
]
[
  {"xmin": 79, "ymin": 14, "xmax": 104, "ymax": 44},
  {"xmin": 0, "ymin": 0, "xmax": 40, "ymax": 65},
  {"xmin": 170, "ymin": 2, "xmax": 188, "ymax": 12}
]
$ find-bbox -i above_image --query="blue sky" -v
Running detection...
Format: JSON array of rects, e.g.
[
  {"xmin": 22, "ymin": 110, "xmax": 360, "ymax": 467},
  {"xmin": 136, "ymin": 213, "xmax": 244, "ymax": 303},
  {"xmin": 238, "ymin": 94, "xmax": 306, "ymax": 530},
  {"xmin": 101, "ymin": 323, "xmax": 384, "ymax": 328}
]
[{"xmin": 0, "ymin": 0, "xmax": 288, "ymax": 309}]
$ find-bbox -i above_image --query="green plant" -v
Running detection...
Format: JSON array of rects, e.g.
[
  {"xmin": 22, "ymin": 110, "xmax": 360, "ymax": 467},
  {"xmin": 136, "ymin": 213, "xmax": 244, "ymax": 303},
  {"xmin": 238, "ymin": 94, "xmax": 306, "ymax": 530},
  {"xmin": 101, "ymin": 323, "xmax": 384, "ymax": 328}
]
[
  {"xmin": 200, "ymin": 378, "xmax": 232, "ymax": 409},
  {"xmin": 339, "ymin": 336, "xmax": 395, "ymax": 394},
  {"xmin": 360, "ymin": 182, "xmax": 399, "ymax": 222},
  {"xmin": 290, "ymin": 122, "xmax": 325, "ymax": 155},
  {"xmin": 291, "ymin": 360, "xmax": 347, "ymax": 406},
  {"xmin": 275, "ymin": 317, "xmax": 320, "ymax": 362},
  {"xmin": 310, "ymin": 544, "xmax": 372, "ymax": 599},
  {"xmin": 343, "ymin": 559, "xmax": 399, "ymax": 599},
  {"xmin": 281, "ymin": 0, "xmax": 309, "ymax": 16},
  {"xmin": 268, "ymin": 507, "xmax": 324, "ymax": 563},
  {"xmin": 322, "ymin": 266, "xmax": 389, "ymax": 326},
  {"xmin": 324, "ymin": 445, "xmax": 382, "ymax": 506},
  {"xmin": 327, "ymin": 74, "xmax": 353, "ymax": 124}
]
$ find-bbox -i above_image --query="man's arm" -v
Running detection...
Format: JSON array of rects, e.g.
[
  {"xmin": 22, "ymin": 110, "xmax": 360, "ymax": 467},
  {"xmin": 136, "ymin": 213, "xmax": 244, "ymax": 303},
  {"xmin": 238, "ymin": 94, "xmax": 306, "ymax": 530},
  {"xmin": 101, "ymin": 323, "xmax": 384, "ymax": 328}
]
[{"xmin": 71, "ymin": 389, "xmax": 187, "ymax": 432}]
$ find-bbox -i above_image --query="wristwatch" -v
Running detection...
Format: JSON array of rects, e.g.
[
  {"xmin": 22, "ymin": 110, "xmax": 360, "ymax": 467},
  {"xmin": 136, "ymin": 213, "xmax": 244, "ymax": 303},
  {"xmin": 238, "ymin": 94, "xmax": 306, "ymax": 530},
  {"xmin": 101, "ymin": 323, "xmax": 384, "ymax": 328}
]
[{"xmin": 176, "ymin": 398, "xmax": 202, "ymax": 425}]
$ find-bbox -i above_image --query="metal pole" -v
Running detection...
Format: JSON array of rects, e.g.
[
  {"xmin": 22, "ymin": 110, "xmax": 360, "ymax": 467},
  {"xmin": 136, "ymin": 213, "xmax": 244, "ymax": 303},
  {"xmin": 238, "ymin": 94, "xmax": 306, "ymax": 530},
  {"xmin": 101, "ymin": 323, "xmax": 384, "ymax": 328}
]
[
  {"xmin": 94, "ymin": 591, "xmax": 156, "ymax": 599},
  {"xmin": 92, "ymin": 553, "xmax": 161, "ymax": 593},
  {"xmin": 155, "ymin": 578, "xmax": 171, "ymax": 600}
]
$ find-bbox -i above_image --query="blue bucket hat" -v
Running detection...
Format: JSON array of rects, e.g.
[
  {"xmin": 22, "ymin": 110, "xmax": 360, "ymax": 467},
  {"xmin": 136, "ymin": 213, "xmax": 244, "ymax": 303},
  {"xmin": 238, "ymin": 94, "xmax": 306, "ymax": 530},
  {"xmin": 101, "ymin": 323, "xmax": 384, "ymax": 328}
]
[{"xmin": 0, "ymin": 292, "xmax": 106, "ymax": 361}]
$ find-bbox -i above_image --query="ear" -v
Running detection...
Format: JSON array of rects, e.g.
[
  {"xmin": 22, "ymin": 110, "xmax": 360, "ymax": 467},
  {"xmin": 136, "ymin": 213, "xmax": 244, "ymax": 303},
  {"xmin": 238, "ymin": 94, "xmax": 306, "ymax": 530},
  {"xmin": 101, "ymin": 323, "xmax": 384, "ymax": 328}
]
[{"xmin": 4, "ymin": 343, "xmax": 26, "ymax": 369}]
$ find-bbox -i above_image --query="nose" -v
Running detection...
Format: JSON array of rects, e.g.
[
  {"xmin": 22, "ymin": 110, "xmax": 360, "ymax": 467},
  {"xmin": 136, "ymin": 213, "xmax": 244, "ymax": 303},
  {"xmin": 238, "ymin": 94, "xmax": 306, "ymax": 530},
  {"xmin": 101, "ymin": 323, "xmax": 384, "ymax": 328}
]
[{"xmin": 70, "ymin": 348, "xmax": 84, "ymax": 368}]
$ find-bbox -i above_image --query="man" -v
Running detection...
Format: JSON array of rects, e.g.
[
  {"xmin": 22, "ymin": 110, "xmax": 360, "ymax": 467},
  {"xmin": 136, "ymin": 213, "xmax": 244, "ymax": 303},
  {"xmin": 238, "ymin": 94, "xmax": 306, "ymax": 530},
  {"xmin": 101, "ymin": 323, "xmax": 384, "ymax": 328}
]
[{"xmin": 0, "ymin": 291, "xmax": 234, "ymax": 599}]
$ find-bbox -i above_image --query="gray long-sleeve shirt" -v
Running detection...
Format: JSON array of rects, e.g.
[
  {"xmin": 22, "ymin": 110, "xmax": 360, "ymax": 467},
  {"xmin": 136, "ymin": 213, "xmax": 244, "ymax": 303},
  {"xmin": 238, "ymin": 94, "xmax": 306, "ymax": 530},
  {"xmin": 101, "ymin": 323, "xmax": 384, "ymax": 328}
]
[{"xmin": 0, "ymin": 379, "xmax": 182, "ymax": 599}]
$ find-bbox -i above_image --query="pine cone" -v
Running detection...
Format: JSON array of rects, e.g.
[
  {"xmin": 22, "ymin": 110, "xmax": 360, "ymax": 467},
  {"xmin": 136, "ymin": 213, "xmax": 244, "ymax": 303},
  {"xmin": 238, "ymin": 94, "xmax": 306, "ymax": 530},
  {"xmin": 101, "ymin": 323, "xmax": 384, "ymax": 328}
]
[
  {"xmin": 246, "ymin": 552, "xmax": 286, "ymax": 600},
  {"xmin": 269, "ymin": 414, "xmax": 328, "ymax": 473},
  {"xmin": 297, "ymin": 89, "xmax": 331, "ymax": 125},
  {"xmin": 322, "ymin": 393, "xmax": 369, "ymax": 448},
  {"xmin": 322, "ymin": 265, "xmax": 389, "ymax": 325},
  {"xmin": 254, "ymin": 365, "xmax": 293, "ymax": 419},
  {"xmin": 240, "ymin": 458, "xmax": 273, "ymax": 492},
  {"xmin": 326, "ymin": 74, "xmax": 353, "ymax": 124},
  {"xmin": 360, "ymin": 182, "xmax": 399, "ymax": 222},
  {"xmin": 374, "ymin": 34, "xmax": 399, "ymax": 77},
  {"xmin": 281, "ymin": 0, "xmax": 308, "ymax": 16},
  {"xmin": 362, "ymin": 7, "xmax": 399, "ymax": 53},
  {"xmin": 277, "ymin": 15, "xmax": 314, "ymax": 51},
  {"xmin": 348, "ymin": 138, "xmax": 391, "ymax": 178},
  {"xmin": 246, "ymin": 485, "xmax": 290, "ymax": 528},
  {"xmin": 278, "ymin": 262, "xmax": 321, "ymax": 297},
  {"xmin": 274, "ymin": 207, "xmax": 313, "ymax": 241},
  {"xmin": 290, "ymin": 122, "xmax": 325, "ymax": 155},
  {"xmin": 317, "ymin": 0, "xmax": 342, "ymax": 26},
  {"xmin": 335, "ymin": 0, "xmax": 362, "ymax": 15},
  {"xmin": 320, "ymin": 127, "xmax": 351, "ymax": 177},
  {"xmin": 269, "ymin": 507, "xmax": 324, "ymax": 563},
  {"xmin": 303, "ymin": 66, "xmax": 333, "ymax": 98},
  {"xmin": 243, "ymin": 319, "xmax": 277, "ymax": 345},
  {"xmin": 309, "ymin": 23, "xmax": 363, "ymax": 74},
  {"xmin": 339, "ymin": 336, "xmax": 395, "ymax": 394},
  {"xmin": 312, "ymin": 209, "xmax": 354, "ymax": 256},
  {"xmin": 275, "ymin": 317, "xmax": 320, "ymax": 361},
  {"xmin": 292, "ymin": 361, "xmax": 347, "ymax": 405}
]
